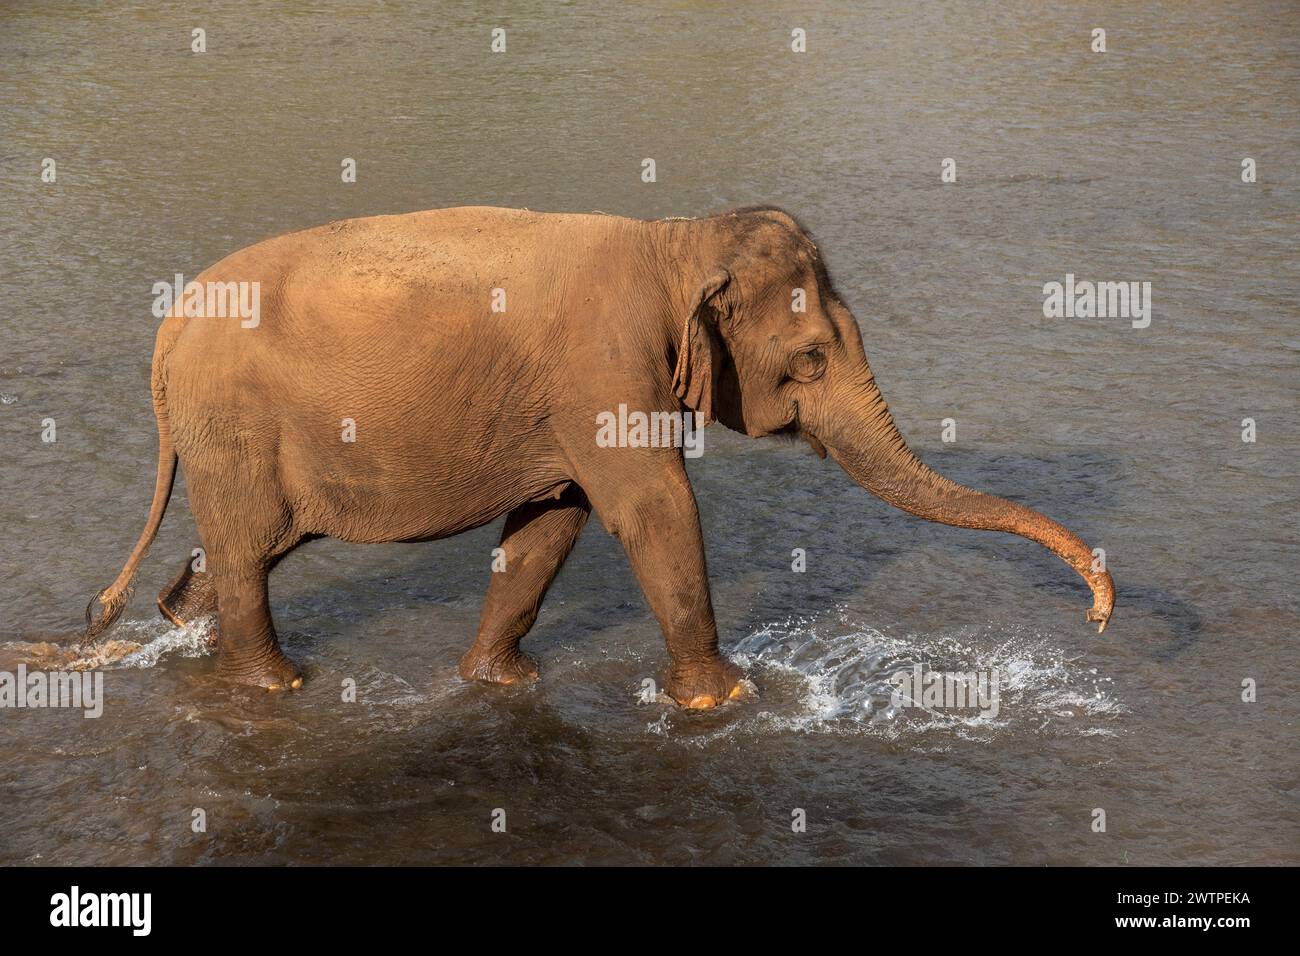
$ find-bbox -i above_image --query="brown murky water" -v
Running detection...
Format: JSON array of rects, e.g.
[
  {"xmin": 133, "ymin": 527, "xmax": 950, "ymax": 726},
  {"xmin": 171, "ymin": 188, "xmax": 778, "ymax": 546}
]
[{"xmin": 1, "ymin": 1, "xmax": 1297, "ymax": 865}]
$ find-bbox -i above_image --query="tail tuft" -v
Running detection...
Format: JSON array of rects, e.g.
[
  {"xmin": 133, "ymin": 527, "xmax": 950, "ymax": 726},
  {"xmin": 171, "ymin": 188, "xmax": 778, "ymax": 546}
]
[{"xmin": 82, "ymin": 585, "xmax": 133, "ymax": 644}]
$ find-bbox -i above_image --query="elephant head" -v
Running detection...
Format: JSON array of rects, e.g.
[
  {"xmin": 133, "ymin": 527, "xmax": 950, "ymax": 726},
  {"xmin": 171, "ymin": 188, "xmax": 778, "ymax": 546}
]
[{"xmin": 668, "ymin": 206, "xmax": 1114, "ymax": 631}]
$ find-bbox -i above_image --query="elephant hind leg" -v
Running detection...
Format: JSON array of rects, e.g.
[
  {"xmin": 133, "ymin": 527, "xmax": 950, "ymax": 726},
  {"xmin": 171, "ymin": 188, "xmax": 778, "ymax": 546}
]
[
  {"xmin": 209, "ymin": 559, "xmax": 302, "ymax": 690},
  {"xmin": 157, "ymin": 553, "xmax": 219, "ymax": 641},
  {"xmin": 459, "ymin": 484, "xmax": 591, "ymax": 685},
  {"xmin": 186, "ymin": 469, "xmax": 304, "ymax": 690}
]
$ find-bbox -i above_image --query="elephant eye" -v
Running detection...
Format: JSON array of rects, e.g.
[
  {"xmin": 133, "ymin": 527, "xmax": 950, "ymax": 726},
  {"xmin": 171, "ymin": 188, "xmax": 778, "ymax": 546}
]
[{"xmin": 789, "ymin": 347, "xmax": 827, "ymax": 382}]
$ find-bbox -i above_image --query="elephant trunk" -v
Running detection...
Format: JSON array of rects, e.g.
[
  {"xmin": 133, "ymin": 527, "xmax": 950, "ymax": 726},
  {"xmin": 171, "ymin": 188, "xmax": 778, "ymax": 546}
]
[{"xmin": 813, "ymin": 372, "xmax": 1115, "ymax": 631}]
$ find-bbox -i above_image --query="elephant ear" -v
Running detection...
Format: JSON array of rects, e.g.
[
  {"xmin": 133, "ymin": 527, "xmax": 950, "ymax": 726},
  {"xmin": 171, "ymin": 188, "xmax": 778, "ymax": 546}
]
[{"xmin": 671, "ymin": 270, "xmax": 730, "ymax": 424}]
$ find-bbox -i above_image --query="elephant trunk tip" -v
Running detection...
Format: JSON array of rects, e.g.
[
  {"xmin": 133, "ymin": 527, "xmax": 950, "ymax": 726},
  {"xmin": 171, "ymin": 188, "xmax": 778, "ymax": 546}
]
[{"xmin": 1085, "ymin": 569, "xmax": 1115, "ymax": 633}]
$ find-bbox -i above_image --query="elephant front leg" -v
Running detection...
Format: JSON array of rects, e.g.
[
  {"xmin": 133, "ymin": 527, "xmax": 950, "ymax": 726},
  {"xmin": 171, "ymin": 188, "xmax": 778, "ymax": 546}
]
[
  {"xmin": 459, "ymin": 485, "xmax": 591, "ymax": 685},
  {"xmin": 592, "ymin": 467, "xmax": 745, "ymax": 709}
]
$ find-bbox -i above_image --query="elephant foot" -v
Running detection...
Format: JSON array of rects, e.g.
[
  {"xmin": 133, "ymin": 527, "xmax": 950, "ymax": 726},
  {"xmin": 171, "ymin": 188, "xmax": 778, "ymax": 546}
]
[
  {"xmin": 219, "ymin": 649, "xmax": 304, "ymax": 692},
  {"xmin": 665, "ymin": 658, "xmax": 748, "ymax": 710},
  {"xmin": 458, "ymin": 646, "xmax": 539, "ymax": 686},
  {"xmin": 157, "ymin": 563, "xmax": 219, "ymax": 645}
]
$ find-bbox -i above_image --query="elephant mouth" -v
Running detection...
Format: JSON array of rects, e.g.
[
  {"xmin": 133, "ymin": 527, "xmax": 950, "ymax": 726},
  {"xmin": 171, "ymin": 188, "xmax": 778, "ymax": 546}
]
[
  {"xmin": 783, "ymin": 400, "xmax": 827, "ymax": 459},
  {"xmin": 802, "ymin": 429, "xmax": 828, "ymax": 458}
]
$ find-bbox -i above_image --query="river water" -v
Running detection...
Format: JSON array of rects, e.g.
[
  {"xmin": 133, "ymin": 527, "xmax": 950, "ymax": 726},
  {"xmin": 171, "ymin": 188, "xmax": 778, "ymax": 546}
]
[{"xmin": 1, "ymin": 1, "xmax": 1297, "ymax": 865}]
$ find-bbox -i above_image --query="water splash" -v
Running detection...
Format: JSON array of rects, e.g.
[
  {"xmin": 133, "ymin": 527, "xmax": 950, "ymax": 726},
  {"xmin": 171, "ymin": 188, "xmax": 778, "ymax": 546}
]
[
  {"xmin": 116, "ymin": 617, "xmax": 216, "ymax": 668},
  {"xmin": 656, "ymin": 616, "xmax": 1123, "ymax": 742},
  {"xmin": 0, "ymin": 617, "xmax": 215, "ymax": 672}
]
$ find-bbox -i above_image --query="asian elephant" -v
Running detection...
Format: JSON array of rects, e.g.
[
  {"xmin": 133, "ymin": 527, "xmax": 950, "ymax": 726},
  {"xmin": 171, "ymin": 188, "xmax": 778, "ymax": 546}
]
[{"xmin": 83, "ymin": 205, "xmax": 1115, "ymax": 708}]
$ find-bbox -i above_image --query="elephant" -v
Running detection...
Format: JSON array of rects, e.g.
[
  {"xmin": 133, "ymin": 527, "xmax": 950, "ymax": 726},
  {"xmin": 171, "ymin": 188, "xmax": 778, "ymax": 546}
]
[{"xmin": 83, "ymin": 205, "xmax": 1115, "ymax": 708}]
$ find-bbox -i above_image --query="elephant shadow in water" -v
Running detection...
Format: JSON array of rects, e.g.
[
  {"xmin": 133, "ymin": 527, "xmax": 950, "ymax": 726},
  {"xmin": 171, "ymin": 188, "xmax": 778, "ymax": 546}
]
[{"xmin": 266, "ymin": 442, "xmax": 1202, "ymax": 666}]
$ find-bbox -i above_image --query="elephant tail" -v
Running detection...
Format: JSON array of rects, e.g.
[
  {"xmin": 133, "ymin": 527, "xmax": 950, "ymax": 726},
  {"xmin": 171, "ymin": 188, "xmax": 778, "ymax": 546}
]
[{"xmin": 83, "ymin": 333, "xmax": 179, "ymax": 642}]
